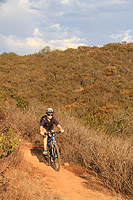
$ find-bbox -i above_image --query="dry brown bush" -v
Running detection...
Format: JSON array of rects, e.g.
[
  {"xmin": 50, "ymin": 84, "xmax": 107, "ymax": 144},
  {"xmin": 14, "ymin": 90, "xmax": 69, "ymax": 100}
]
[
  {"xmin": 1, "ymin": 100, "xmax": 40, "ymax": 142},
  {"xmin": 56, "ymin": 110, "xmax": 133, "ymax": 195},
  {"xmin": 1, "ymin": 101, "xmax": 133, "ymax": 196}
]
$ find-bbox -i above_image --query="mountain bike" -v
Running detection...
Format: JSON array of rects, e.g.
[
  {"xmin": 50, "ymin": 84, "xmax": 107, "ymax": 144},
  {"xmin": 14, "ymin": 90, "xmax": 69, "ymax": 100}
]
[{"xmin": 43, "ymin": 131, "xmax": 61, "ymax": 171}]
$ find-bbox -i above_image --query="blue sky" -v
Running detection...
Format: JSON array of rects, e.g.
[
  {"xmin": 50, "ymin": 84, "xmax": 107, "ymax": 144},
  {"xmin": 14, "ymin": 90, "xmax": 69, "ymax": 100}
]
[{"xmin": 0, "ymin": 0, "xmax": 133, "ymax": 55}]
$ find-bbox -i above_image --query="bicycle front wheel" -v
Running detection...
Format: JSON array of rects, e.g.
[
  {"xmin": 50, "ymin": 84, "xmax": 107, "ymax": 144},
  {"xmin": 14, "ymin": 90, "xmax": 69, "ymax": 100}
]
[
  {"xmin": 43, "ymin": 147, "xmax": 50, "ymax": 166},
  {"xmin": 51, "ymin": 143, "xmax": 61, "ymax": 171}
]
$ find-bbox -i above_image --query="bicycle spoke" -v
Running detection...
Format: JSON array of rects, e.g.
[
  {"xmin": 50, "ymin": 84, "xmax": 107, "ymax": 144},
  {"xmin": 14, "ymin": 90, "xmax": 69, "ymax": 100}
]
[
  {"xmin": 43, "ymin": 147, "xmax": 50, "ymax": 166},
  {"xmin": 51, "ymin": 143, "xmax": 61, "ymax": 171}
]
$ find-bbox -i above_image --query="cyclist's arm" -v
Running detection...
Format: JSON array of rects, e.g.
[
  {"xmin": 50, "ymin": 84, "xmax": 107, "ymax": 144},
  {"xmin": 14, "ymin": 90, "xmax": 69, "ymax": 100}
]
[
  {"xmin": 53, "ymin": 117, "xmax": 64, "ymax": 132},
  {"xmin": 57, "ymin": 124, "xmax": 64, "ymax": 133},
  {"xmin": 40, "ymin": 126, "xmax": 46, "ymax": 135}
]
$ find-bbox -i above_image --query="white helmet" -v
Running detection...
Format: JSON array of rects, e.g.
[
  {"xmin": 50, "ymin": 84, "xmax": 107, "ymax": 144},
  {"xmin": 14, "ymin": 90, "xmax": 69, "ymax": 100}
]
[{"xmin": 46, "ymin": 108, "xmax": 54, "ymax": 114}]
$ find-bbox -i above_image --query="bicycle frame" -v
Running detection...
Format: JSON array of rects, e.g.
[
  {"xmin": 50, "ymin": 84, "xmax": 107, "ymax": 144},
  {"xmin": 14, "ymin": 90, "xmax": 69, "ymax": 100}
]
[
  {"xmin": 47, "ymin": 135, "xmax": 56, "ymax": 157},
  {"xmin": 44, "ymin": 131, "xmax": 61, "ymax": 171}
]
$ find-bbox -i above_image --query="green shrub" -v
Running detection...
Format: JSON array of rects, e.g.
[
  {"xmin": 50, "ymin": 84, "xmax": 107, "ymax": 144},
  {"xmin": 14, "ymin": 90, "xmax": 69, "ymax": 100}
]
[
  {"xmin": 0, "ymin": 86, "xmax": 28, "ymax": 109},
  {"xmin": 0, "ymin": 129, "xmax": 21, "ymax": 158}
]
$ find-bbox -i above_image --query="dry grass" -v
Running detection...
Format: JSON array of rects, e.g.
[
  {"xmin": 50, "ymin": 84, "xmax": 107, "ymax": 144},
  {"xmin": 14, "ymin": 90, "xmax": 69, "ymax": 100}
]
[
  {"xmin": 0, "ymin": 100, "xmax": 40, "ymax": 142},
  {"xmin": 0, "ymin": 145, "xmax": 67, "ymax": 200},
  {"xmin": 1, "ymin": 168, "xmax": 65, "ymax": 200},
  {"xmin": 0, "ymin": 100, "xmax": 133, "ymax": 197},
  {"xmin": 56, "ymin": 110, "xmax": 133, "ymax": 196}
]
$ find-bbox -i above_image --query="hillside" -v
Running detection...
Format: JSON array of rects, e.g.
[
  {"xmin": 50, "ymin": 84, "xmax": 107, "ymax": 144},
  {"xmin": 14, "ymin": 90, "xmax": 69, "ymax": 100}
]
[
  {"xmin": 0, "ymin": 42, "xmax": 133, "ymax": 199},
  {"xmin": 0, "ymin": 42, "xmax": 133, "ymax": 134}
]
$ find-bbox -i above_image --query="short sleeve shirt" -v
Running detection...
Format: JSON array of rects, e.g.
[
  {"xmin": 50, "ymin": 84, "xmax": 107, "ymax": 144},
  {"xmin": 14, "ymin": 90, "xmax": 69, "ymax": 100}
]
[{"xmin": 40, "ymin": 116, "xmax": 59, "ymax": 131}]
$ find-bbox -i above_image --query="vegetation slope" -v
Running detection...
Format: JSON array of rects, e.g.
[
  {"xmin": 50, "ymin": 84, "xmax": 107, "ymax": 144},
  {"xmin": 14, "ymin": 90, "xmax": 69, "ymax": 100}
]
[
  {"xmin": 0, "ymin": 43, "xmax": 133, "ymax": 199},
  {"xmin": 0, "ymin": 42, "xmax": 133, "ymax": 134}
]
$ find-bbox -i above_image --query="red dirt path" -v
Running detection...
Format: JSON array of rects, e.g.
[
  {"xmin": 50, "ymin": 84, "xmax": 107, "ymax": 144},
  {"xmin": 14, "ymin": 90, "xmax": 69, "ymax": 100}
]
[{"xmin": 22, "ymin": 143, "xmax": 124, "ymax": 200}]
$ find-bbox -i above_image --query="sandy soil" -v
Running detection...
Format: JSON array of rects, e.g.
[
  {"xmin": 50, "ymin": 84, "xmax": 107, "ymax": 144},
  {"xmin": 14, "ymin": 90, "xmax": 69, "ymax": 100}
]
[{"xmin": 22, "ymin": 143, "xmax": 124, "ymax": 200}]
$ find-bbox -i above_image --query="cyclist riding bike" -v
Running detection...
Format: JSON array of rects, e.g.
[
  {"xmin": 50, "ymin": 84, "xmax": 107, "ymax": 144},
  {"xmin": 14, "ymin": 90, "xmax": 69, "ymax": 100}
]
[{"xmin": 40, "ymin": 108, "xmax": 64, "ymax": 155}]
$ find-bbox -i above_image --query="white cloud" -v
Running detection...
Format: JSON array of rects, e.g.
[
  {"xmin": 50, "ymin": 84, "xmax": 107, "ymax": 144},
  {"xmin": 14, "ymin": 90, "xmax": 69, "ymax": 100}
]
[
  {"xmin": 19, "ymin": 0, "xmax": 30, "ymax": 8},
  {"xmin": 55, "ymin": 0, "xmax": 73, "ymax": 5},
  {"xmin": 33, "ymin": 28, "xmax": 43, "ymax": 37},
  {"xmin": 0, "ymin": 0, "xmax": 45, "ymax": 42},
  {"xmin": 28, "ymin": 0, "xmax": 50, "ymax": 10},
  {"xmin": 0, "ymin": 0, "xmax": 43, "ymax": 20},
  {"xmin": 16, "ymin": 0, "xmax": 49, "ymax": 10},
  {"xmin": 109, "ymin": 0, "xmax": 129, "ymax": 4},
  {"xmin": 0, "ymin": 26, "xmax": 86, "ymax": 54},
  {"xmin": 0, "ymin": 33, "xmax": 47, "ymax": 54},
  {"xmin": 76, "ymin": 1, "xmax": 86, "ymax": 7},
  {"xmin": 26, "ymin": 37, "xmax": 46, "ymax": 48},
  {"xmin": 0, "ymin": 0, "xmax": 38, "ymax": 26},
  {"xmin": 61, "ymin": 0, "xmax": 71, "ymax": 5},
  {"xmin": 76, "ymin": 0, "xmax": 130, "ymax": 10},
  {"xmin": 49, "ymin": 37, "xmax": 85, "ymax": 49},
  {"xmin": 122, "ymin": 30, "xmax": 133, "ymax": 42},
  {"xmin": 111, "ymin": 33, "xmax": 122, "ymax": 39},
  {"xmin": 0, "ymin": 0, "xmax": 132, "ymax": 55},
  {"xmin": 0, "ymin": 0, "xmax": 32, "ymax": 14},
  {"xmin": 110, "ymin": 30, "xmax": 133, "ymax": 42},
  {"xmin": 50, "ymin": 24, "xmax": 61, "ymax": 31},
  {"xmin": 98, "ymin": 0, "xmax": 129, "ymax": 5},
  {"xmin": 45, "ymin": 23, "xmax": 71, "ymax": 39},
  {"xmin": 55, "ymin": 0, "xmax": 129, "ymax": 7}
]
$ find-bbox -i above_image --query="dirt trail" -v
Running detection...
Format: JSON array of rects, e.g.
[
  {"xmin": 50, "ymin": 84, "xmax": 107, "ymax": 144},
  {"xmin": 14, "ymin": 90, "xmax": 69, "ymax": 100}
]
[{"xmin": 22, "ymin": 143, "xmax": 123, "ymax": 200}]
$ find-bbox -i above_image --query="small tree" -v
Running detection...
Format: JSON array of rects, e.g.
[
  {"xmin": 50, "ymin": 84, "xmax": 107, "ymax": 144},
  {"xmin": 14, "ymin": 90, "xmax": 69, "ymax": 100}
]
[{"xmin": 39, "ymin": 46, "xmax": 51, "ymax": 54}]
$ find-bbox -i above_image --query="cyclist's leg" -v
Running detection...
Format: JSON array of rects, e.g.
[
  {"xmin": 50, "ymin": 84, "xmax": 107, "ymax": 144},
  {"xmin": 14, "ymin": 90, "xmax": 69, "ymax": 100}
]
[{"xmin": 43, "ymin": 135, "xmax": 48, "ymax": 153}]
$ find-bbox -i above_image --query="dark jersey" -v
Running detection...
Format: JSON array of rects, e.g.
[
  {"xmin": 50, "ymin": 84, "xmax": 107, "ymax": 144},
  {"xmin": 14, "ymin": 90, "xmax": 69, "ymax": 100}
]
[{"xmin": 40, "ymin": 116, "xmax": 59, "ymax": 131}]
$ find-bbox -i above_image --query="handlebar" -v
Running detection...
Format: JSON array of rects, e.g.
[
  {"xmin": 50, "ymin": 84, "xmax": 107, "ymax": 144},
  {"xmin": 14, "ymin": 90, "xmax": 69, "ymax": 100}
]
[{"xmin": 45, "ymin": 131, "xmax": 61, "ymax": 136}]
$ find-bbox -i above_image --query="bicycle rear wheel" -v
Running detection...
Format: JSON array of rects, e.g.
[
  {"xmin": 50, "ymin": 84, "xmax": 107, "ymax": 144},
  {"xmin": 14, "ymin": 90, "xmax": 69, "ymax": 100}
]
[{"xmin": 51, "ymin": 143, "xmax": 61, "ymax": 171}]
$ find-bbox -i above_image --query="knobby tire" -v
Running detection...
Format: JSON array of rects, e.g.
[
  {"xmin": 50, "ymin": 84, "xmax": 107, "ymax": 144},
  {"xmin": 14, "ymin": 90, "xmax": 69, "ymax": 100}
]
[
  {"xmin": 51, "ymin": 143, "xmax": 61, "ymax": 171},
  {"xmin": 43, "ymin": 148, "xmax": 50, "ymax": 166}
]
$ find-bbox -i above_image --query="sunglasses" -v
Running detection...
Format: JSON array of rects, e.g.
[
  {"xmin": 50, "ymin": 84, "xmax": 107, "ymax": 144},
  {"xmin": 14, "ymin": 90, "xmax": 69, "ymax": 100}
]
[{"xmin": 47, "ymin": 113, "xmax": 53, "ymax": 116}]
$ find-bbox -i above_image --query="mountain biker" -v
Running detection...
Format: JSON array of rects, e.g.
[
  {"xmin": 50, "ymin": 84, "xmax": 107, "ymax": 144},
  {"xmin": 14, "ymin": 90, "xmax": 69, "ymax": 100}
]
[{"xmin": 40, "ymin": 108, "xmax": 64, "ymax": 155}]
